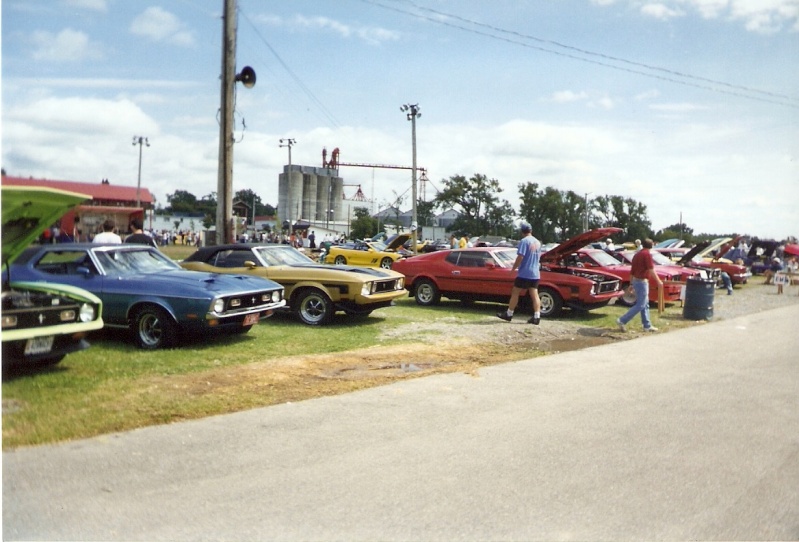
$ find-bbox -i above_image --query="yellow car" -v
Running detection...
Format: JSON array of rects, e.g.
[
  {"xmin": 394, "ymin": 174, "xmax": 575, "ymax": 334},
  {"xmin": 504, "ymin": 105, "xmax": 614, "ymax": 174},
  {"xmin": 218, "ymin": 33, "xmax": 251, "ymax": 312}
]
[
  {"xmin": 324, "ymin": 233, "xmax": 410, "ymax": 269},
  {"xmin": 181, "ymin": 244, "xmax": 405, "ymax": 325}
]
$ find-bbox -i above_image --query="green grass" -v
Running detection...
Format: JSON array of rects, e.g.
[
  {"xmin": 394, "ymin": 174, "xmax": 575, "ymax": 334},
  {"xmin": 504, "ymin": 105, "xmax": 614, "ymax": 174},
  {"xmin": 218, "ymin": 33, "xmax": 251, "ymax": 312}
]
[{"xmin": 5, "ymin": 274, "xmax": 755, "ymax": 449}]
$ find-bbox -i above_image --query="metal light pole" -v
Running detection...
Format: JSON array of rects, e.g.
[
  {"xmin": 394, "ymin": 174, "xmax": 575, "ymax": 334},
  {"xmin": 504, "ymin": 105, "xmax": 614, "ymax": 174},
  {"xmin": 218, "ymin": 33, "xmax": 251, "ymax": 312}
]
[
  {"xmin": 400, "ymin": 103, "xmax": 420, "ymax": 254},
  {"xmin": 132, "ymin": 136, "xmax": 149, "ymax": 209}
]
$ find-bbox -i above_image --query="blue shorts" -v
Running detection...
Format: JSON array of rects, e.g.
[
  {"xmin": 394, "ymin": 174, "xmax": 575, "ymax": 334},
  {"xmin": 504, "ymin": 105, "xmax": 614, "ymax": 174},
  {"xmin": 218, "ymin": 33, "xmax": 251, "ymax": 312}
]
[{"xmin": 514, "ymin": 277, "xmax": 540, "ymax": 290}]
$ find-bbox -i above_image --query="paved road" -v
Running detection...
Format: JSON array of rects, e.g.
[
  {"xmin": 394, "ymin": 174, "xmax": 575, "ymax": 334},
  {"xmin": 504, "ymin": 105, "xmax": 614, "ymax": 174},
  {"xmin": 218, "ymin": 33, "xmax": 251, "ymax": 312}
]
[{"xmin": 4, "ymin": 305, "xmax": 799, "ymax": 541}]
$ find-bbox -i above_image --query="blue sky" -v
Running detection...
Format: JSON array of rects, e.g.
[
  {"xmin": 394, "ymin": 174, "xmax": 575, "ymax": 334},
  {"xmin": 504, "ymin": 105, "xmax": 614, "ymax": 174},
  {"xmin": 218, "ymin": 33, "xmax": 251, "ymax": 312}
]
[{"xmin": 2, "ymin": 0, "xmax": 798, "ymax": 239}]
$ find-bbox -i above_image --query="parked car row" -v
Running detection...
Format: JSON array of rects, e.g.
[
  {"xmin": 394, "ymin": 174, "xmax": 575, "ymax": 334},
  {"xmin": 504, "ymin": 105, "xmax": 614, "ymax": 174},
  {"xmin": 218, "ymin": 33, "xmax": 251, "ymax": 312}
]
[{"xmin": 2, "ymin": 187, "xmax": 751, "ymax": 374}]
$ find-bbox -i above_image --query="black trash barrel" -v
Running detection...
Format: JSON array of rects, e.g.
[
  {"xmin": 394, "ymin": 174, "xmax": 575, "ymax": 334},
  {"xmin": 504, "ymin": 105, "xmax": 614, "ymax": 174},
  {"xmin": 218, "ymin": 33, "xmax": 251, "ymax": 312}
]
[{"xmin": 683, "ymin": 276, "xmax": 715, "ymax": 320}]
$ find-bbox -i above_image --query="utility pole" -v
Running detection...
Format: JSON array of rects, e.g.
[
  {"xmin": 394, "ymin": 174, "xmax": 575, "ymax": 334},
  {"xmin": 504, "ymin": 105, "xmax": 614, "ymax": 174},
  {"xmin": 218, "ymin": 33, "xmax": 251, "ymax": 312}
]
[
  {"xmin": 132, "ymin": 135, "xmax": 149, "ymax": 209},
  {"xmin": 400, "ymin": 103, "xmax": 421, "ymax": 254},
  {"xmin": 216, "ymin": 0, "xmax": 256, "ymax": 245}
]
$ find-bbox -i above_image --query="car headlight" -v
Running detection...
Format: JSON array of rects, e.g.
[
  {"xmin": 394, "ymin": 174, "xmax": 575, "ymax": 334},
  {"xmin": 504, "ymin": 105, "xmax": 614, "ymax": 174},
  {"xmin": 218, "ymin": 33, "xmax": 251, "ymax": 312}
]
[
  {"xmin": 362, "ymin": 282, "xmax": 373, "ymax": 296},
  {"xmin": 272, "ymin": 290, "xmax": 282, "ymax": 302},
  {"xmin": 397, "ymin": 277, "xmax": 404, "ymax": 289},
  {"xmin": 213, "ymin": 299, "xmax": 225, "ymax": 313},
  {"xmin": 79, "ymin": 303, "xmax": 96, "ymax": 322}
]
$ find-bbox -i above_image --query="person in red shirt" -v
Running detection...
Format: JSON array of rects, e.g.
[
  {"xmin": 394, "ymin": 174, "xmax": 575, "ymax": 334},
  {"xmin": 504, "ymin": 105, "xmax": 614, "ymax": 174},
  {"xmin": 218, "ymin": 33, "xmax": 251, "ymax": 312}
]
[{"xmin": 617, "ymin": 238, "xmax": 663, "ymax": 332}]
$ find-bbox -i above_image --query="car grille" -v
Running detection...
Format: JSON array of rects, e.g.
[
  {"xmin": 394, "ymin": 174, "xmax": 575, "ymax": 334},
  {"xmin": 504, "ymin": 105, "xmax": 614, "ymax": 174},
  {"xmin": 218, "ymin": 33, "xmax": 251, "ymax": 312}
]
[
  {"xmin": 598, "ymin": 280, "xmax": 620, "ymax": 293},
  {"xmin": 1, "ymin": 290, "xmax": 83, "ymax": 329},
  {"xmin": 373, "ymin": 279, "xmax": 402, "ymax": 293},
  {"xmin": 220, "ymin": 290, "xmax": 279, "ymax": 314}
]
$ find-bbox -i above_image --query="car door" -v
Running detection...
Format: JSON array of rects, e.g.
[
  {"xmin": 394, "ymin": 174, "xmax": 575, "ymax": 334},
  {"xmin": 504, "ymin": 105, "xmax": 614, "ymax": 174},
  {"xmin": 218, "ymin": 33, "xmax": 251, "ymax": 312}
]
[
  {"xmin": 443, "ymin": 250, "xmax": 514, "ymax": 296},
  {"xmin": 28, "ymin": 247, "xmax": 127, "ymax": 325}
]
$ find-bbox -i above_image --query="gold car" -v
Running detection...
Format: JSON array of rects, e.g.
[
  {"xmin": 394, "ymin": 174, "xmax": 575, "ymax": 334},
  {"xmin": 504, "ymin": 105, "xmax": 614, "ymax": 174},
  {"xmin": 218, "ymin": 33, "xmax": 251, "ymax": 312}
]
[
  {"xmin": 181, "ymin": 244, "xmax": 405, "ymax": 325},
  {"xmin": 324, "ymin": 233, "xmax": 410, "ymax": 269}
]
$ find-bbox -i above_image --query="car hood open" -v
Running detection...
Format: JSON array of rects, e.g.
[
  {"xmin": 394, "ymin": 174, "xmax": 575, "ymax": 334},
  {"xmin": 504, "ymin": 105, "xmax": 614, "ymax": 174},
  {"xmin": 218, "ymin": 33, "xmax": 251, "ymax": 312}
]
[
  {"xmin": 541, "ymin": 227, "xmax": 623, "ymax": 263},
  {"xmin": 2, "ymin": 186, "xmax": 91, "ymax": 265},
  {"xmin": 383, "ymin": 233, "xmax": 412, "ymax": 251}
]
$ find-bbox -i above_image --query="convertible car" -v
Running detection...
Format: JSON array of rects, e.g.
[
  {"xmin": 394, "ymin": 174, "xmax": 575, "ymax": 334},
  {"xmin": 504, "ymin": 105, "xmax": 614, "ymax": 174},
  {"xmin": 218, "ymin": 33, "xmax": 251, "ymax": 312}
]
[
  {"xmin": 2, "ymin": 186, "xmax": 104, "ymax": 368},
  {"xmin": 181, "ymin": 244, "xmax": 406, "ymax": 325},
  {"xmin": 391, "ymin": 228, "xmax": 623, "ymax": 317},
  {"xmin": 325, "ymin": 233, "xmax": 410, "ymax": 269},
  {"xmin": 9, "ymin": 244, "xmax": 285, "ymax": 349}
]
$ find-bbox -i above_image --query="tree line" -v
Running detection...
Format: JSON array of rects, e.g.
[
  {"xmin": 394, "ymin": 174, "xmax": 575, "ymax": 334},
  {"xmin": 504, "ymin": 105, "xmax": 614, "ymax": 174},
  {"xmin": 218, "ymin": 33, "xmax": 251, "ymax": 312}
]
[{"xmin": 161, "ymin": 175, "xmax": 730, "ymax": 244}]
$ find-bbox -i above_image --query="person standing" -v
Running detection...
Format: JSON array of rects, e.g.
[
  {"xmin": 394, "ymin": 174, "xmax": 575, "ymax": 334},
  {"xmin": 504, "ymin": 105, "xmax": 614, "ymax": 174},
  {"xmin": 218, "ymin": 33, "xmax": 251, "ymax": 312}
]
[
  {"xmin": 124, "ymin": 218, "xmax": 158, "ymax": 248},
  {"xmin": 496, "ymin": 222, "xmax": 542, "ymax": 325},
  {"xmin": 617, "ymin": 238, "xmax": 662, "ymax": 332},
  {"xmin": 92, "ymin": 219, "xmax": 122, "ymax": 244}
]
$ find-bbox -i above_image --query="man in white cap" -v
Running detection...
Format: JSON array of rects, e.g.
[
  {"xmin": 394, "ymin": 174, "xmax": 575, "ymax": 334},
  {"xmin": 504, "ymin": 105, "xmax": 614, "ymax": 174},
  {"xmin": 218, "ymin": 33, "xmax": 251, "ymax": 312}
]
[{"xmin": 497, "ymin": 222, "xmax": 542, "ymax": 324}]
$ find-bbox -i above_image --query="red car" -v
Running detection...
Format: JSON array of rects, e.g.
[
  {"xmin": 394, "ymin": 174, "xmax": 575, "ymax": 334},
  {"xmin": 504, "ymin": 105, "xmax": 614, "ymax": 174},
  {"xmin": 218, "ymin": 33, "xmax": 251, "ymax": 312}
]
[
  {"xmin": 391, "ymin": 229, "xmax": 623, "ymax": 317},
  {"xmin": 656, "ymin": 236, "xmax": 750, "ymax": 285},
  {"xmin": 575, "ymin": 248, "xmax": 686, "ymax": 306}
]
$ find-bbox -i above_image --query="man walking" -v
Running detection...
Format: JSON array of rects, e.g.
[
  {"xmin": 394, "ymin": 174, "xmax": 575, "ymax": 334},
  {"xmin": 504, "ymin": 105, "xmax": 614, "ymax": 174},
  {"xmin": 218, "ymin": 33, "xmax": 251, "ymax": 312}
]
[
  {"xmin": 497, "ymin": 222, "xmax": 542, "ymax": 325},
  {"xmin": 616, "ymin": 238, "xmax": 663, "ymax": 332}
]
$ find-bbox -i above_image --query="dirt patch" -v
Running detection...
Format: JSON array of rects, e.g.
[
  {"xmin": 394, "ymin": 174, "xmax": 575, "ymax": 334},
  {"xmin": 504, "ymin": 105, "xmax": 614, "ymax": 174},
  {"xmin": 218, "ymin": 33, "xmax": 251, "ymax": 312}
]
[{"xmin": 142, "ymin": 282, "xmax": 799, "ymax": 411}]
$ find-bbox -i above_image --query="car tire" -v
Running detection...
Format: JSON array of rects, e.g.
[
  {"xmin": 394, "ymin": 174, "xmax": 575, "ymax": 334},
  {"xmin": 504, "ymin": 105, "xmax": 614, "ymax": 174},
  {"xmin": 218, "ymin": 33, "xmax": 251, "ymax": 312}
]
[
  {"xmin": 379, "ymin": 257, "xmax": 393, "ymax": 269},
  {"xmin": 538, "ymin": 287, "xmax": 563, "ymax": 317},
  {"xmin": 334, "ymin": 255, "xmax": 347, "ymax": 265},
  {"xmin": 295, "ymin": 289, "xmax": 334, "ymax": 325},
  {"xmin": 617, "ymin": 282, "xmax": 636, "ymax": 306},
  {"xmin": 132, "ymin": 305, "xmax": 176, "ymax": 349},
  {"xmin": 414, "ymin": 279, "xmax": 441, "ymax": 306}
]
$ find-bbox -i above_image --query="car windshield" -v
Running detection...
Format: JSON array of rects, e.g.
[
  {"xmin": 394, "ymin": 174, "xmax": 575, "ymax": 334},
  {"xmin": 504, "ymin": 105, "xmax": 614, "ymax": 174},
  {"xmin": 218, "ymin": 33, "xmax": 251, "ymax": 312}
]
[
  {"xmin": 254, "ymin": 246, "xmax": 313, "ymax": 266},
  {"xmin": 95, "ymin": 247, "xmax": 180, "ymax": 276},
  {"xmin": 650, "ymin": 251, "xmax": 674, "ymax": 265},
  {"xmin": 587, "ymin": 250, "xmax": 623, "ymax": 266}
]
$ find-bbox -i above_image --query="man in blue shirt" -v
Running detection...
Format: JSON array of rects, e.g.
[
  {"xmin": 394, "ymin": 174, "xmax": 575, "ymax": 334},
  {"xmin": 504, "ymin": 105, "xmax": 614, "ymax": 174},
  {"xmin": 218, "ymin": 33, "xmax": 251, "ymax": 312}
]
[{"xmin": 497, "ymin": 222, "xmax": 542, "ymax": 325}]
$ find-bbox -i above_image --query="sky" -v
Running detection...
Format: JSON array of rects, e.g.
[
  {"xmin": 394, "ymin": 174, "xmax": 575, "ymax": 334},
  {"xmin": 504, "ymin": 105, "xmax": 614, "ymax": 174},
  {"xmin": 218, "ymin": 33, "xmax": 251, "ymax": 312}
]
[{"xmin": 2, "ymin": 0, "xmax": 798, "ymax": 240}]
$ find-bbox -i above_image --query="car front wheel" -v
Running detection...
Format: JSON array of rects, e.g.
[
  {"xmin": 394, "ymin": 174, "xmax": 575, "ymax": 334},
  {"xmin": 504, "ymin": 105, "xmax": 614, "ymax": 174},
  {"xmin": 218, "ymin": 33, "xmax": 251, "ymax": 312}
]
[
  {"xmin": 295, "ymin": 289, "xmax": 334, "ymax": 325},
  {"xmin": 132, "ymin": 305, "xmax": 176, "ymax": 349},
  {"xmin": 379, "ymin": 257, "xmax": 393, "ymax": 269},
  {"xmin": 414, "ymin": 279, "xmax": 441, "ymax": 306},
  {"xmin": 617, "ymin": 282, "xmax": 636, "ymax": 306},
  {"xmin": 538, "ymin": 287, "xmax": 564, "ymax": 317},
  {"xmin": 334, "ymin": 255, "xmax": 347, "ymax": 265}
]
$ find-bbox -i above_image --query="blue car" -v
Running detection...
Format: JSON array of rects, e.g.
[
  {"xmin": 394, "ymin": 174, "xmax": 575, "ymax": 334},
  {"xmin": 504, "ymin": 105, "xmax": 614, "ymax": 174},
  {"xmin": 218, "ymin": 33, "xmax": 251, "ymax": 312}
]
[{"xmin": 10, "ymin": 243, "xmax": 286, "ymax": 349}]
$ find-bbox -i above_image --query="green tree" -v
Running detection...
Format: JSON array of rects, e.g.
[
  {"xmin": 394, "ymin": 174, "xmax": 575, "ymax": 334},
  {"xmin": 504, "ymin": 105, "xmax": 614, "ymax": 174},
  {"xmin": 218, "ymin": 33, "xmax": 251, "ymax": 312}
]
[
  {"xmin": 416, "ymin": 199, "xmax": 437, "ymax": 228},
  {"xmin": 655, "ymin": 223, "xmax": 694, "ymax": 244},
  {"xmin": 518, "ymin": 184, "xmax": 585, "ymax": 242},
  {"xmin": 434, "ymin": 173, "xmax": 515, "ymax": 236},
  {"xmin": 165, "ymin": 190, "xmax": 198, "ymax": 213},
  {"xmin": 593, "ymin": 195, "xmax": 653, "ymax": 241},
  {"xmin": 350, "ymin": 207, "xmax": 378, "ymax": 240}
]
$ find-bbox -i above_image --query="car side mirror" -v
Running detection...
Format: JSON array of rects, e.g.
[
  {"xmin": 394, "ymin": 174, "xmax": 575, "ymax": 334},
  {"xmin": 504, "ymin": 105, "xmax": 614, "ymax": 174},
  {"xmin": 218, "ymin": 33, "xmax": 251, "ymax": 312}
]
[
  {"xmin": 244, "ymin": 260, "xmax": 257, "ymax": 268},
  {"xmin": 76, "ymin": 266, "xmax": 92, "ymax": 276},
  {"xmin": 485, "ymin": 262, "xmax": 496, "ymax": 269}
]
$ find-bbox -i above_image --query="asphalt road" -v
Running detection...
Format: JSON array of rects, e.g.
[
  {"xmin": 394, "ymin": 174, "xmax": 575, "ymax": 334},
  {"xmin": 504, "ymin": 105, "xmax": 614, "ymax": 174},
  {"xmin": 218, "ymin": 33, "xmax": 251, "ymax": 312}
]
[{"xmin": 4, "ymin": 305, "xmax": 798, "ymax": 541}]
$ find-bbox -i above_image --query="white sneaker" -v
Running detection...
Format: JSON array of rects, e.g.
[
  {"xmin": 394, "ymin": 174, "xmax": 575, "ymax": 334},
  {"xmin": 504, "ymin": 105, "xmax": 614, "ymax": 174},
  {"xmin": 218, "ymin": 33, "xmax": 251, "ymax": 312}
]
[
  {"xmin": 644, "ymin": 326, "xmax": 659, "ymax": 332},
  {"xmin": 616, "ymin": 318, "xmax": 626, "ymax": 332}
]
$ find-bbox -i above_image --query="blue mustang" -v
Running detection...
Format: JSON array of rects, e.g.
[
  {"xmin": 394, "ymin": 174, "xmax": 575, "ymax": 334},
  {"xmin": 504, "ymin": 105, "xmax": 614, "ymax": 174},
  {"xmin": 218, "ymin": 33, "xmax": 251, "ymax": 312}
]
[{"xmin": 10, "ymin": 243, "xmax": 285, "ymax": 349}]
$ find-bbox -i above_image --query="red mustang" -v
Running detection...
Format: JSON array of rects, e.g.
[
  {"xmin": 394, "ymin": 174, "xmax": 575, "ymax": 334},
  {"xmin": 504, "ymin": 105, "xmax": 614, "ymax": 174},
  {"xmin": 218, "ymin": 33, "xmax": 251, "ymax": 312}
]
[{"xmin": 391, "ymin": 228, "xmax": 623, "ymax": 317}]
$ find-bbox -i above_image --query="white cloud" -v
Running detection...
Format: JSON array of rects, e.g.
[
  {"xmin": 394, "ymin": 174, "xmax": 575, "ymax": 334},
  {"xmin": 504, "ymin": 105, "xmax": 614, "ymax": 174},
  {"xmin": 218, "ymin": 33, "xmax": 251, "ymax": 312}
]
[
  {"xmin": 130, "ymin": 7, "xmax": 195, "ymax": 47},
  {"xmin": 259, "ymin": 13, "xmax": 400, "ymax": 45},
  {"xmin": 31, "ymin": 28, "xmax": 102, "ymax": 62},
  {"xmin": 602, "ymin": 0, "xmax": 799, "ymax": 33},
  {"xmin": 551, "ymin": 90, "xmax": 589, "ymax": 103},
  {"xmin": 640, "ymin": 3, "xmax": 685, "ymax": 20}
]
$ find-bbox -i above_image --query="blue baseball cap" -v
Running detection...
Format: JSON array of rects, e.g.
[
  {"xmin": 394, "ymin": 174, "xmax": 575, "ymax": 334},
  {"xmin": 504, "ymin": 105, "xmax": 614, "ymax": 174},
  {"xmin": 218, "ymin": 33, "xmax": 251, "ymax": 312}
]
[{"xmin": 520, "ymin": 222, "xmax": 532, "ymax": 232}]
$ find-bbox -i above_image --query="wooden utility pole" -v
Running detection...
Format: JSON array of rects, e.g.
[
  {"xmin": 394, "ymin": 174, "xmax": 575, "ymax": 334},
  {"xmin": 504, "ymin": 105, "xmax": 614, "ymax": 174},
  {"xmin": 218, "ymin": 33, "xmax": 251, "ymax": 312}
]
[{"xmin": 216, "ymin": 0, "xmax": 237, "ymax": 244}]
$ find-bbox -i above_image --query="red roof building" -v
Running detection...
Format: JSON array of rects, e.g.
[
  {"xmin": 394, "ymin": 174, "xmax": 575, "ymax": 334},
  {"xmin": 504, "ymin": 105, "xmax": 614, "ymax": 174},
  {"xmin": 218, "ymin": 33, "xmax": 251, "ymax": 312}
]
[{"xmin": 2, "ymin": 175, "xmax": 155, "ymax": 241}]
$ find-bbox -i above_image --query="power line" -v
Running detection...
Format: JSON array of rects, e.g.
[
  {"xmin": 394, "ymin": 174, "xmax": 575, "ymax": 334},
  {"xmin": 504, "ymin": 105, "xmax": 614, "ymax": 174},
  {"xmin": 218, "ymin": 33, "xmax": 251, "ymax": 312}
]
[
  {"xmin": 238, "ymin": 7, "xmax": 342, "ymax": 128},
  {"xmin": 363, "ymin": 0, "xmax": 799, "ymax": 109}
]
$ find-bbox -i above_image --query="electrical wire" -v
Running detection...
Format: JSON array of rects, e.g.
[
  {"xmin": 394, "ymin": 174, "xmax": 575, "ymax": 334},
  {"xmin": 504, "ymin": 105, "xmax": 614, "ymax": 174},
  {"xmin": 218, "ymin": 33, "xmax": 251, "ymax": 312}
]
[{"xmin": 362, "ymin": 0, "xmax": 799, "ymax": 109}]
